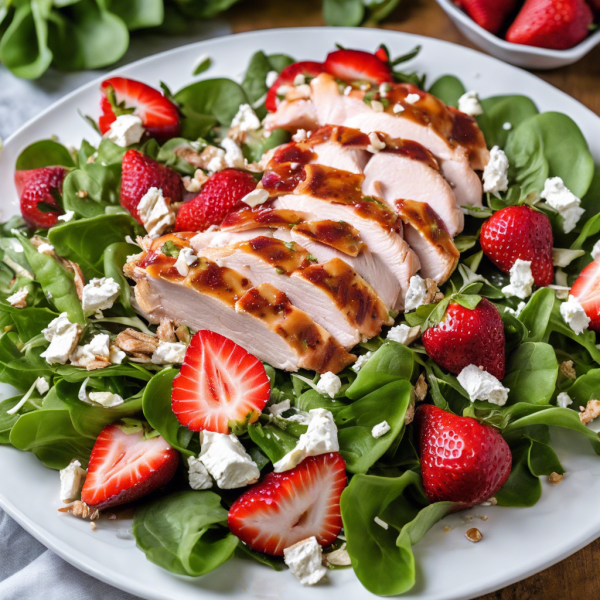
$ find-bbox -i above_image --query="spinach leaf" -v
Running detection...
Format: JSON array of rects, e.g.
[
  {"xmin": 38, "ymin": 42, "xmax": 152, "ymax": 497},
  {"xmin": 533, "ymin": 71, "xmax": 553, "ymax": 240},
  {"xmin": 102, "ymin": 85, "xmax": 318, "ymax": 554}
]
[
  {"xmin": 428, "ymin": 75, "xmax": 465, "ymax": 108},
  {"xmin": 0, "ymin": 396, "xmax": 25, "ymax": 444},
  {"xmin": 243, "ymin": 129, "xmax": 290, "ymax": 164},
  {"xmin": 323, "ymin": 0, "xmax": 365, "ymax": 26},
  {"xmin": 16, "ymin": 140, "xmax": 75, "ymax": 170},
  {"xmin": 156, "ymin": 139, "xmax": 197, "ymax": 176},
  {"xmin": 133, "ymin": 491, "xmax": 238, "ymax": 577},
  {"xmin": 241, "ymin": 51, "xmax": 272, "ymax": 118},
  {"xmin": 62, "ymin": 163, "xmax": 122, "ymax": 218},
  {"xmin": 104, "ymin": 242, "xmax": 139, "ymax": 313},
  {"xmin": 567, "ymin": 369, "xmax": 600, "ymax": 405},
  {"xmin": 0, "ymin": 305, "xmax": 57, "ymax": 342},
  {"xmin": 519, "ymin": 287, "xmax": 555, "ymax": 342},
  {"xmin": 247, "ymin": 421, "xmax": 305, "ymax": 464},
  {"xmin": 107, "ymin": 0, "xmax": 164, "ymax": 30}
]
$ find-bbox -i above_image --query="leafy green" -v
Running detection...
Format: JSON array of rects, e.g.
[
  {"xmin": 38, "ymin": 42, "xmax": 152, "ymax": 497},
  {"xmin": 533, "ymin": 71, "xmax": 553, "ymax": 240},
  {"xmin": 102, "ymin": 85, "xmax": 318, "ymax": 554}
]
[
  {"xmin": 16, "ymin": 140, "xmax": 75, "ymax": 170},
  {"xmin": 323, "ymin": 0, "xmax": 365, "ymax": 26},
  {"xmin": 428, "ymin": 75, "xmax": 465, "ymax": 108}
]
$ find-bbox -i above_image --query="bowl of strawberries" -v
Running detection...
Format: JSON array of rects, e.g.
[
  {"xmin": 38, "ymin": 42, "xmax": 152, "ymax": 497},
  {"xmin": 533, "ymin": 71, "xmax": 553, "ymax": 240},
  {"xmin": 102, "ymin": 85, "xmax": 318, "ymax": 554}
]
[{"xmin": 436, "ymin": 0, "xmax": 600, "ymax": 69}]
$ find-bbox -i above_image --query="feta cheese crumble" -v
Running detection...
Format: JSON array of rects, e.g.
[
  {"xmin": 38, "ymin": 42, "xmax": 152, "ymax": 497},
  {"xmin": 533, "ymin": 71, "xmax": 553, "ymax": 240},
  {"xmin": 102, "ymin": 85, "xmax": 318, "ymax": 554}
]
[
  {"xmin": 372, "ymin": 421, "xmax": 391, "ymax": 438},
  {"xmin": 206, "ymin": 148, "xmax": 227, "ymax": 173},
  {"xmin": 6, "ymin": 287, "xmax": 28, "ymax": 308},
  {"xmin": 59, "ymin": 460, "xmax": 87, "ymax": 503},
  {"xmin": 457, "ymin": 365, "xmax": 509, "ymax": 406},
  {"xmin": 37, "ymin": 242, "xmax": 54, "ymax": 254},
  {"xmin": 552, "ymin": 248, "xmax": 585, "ymax": 268},
  {"xmin": 88, "ymin": 391, "xmax": 124, "ymax": 408},
  {"xmin": 293, "ymin": 73, "xmax": 305, "ymax": 86},
  {"xmin": 393, "ymin": 103, "xmax": 405, "ymax": 114},
  {"xmin": 231, "ymin": 103, "xmax": 261, "ymax": 132},
  {"xmin": 274, "ymin": 408, "xmax": 339, "ymax": 473},
  {"xmin": 540, "ymin": 177, "xmax": 585, "ymax": 234},
  {"xmin": 283, "ymin": 537, "xmax": 327, "ymax": 586},
  {"xmin": 199, "ymin": 431, "xmax": 260, "ymax": 489},
  {"xmin": 404, "ymin": 275, "xmax": 429, "ymax": 312},
  {"xmin": 458, "ymin": 91, "xmax": 483, "ymax": 117},
  {"xmin": 560, "ymin": 295, "xmax": 590, "ymax": 335},
  {"xmin": 152, "ymin": 341, "xmax": 187, "ymax": 364},
  {"xmin": 268, "ymin": 399, "xmax": 292, "ymax": 417},
  {"xmin": 188, "ymin": 456, "xmax": 213, "ymax": 490},
  {"xmin": 386, "ymin": 324, "xmax": 420, "ymax": 346},
  {"xmin": 501, "ymin": 259, "xmax": 534, "ymax": 299},
  {"xmin": 504, "ymin": 301, "xmax": 526, "ymax": 317},
  {"xmin": 367, "ymin": 132, "xmax": 386, "ymax": 154},
  {"xmin": 58, "ymin": 210, "xmax": 75, "ymax": 222},
  {"xmin": 482, "ymin": 146, "xmax": 509, "ymax": 195},
  {"xmin": 104, "ymin": 114, "xmax": 145, "ymax": 147},
  {"xmin": 35, "ymin": 377, "xmax": 49, "ymax": 395},
  {"xmin": 265, "ymin": 71, "xmax": 278, "ymax": 88},
  {"xmin": 70, "ymin": 333, "xmax": 111, "ymax": 367},
  {"xmin": 41, "ymin": 313, "xmax": 82, "ymax": 365},
  {"xmin": 221, "ymin": 137, "xmax": 246, "ymax": 169},
  {"xmin": 82, "ymin": 277, "xmax": 120, "ymax": 312},
  {"xmin": 109, "ymin": 345, "xmax": 126, "ymax": 365},
  {"xmin": 557, "ymin": 392, "xmax": 573, "ymax": 408},
  {"xmin": 241, "ymin": 188, "xmax": 269, "ymax": 208},
  {"xmin": 174, "ymin": 246, "xmax": 197, "ymax": 277},
  {"xmin": 404, "ymin": 93, "xmax": 420, "ymax": 104},
  {"xmin": 292, "ymin": 129, "xmax": 308, "ymax": 142},
  {"xmin": 138, "ymin": 187, "xmax": 175, "ymax": 238},
  {"xmin": 351, "ymin": 351, "xmax": 373, "ymax": 373},
  {"xmin": 316, "ymin": 372, "xmax": 341, "ymax": 398}
]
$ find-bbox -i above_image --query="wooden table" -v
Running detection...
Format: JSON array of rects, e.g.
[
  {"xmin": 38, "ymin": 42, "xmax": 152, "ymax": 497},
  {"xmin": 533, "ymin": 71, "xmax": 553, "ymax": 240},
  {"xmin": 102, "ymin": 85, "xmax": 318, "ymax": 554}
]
[{"xmin": 230, "ymin": 1, "xmax": 600, "ymax": 598}]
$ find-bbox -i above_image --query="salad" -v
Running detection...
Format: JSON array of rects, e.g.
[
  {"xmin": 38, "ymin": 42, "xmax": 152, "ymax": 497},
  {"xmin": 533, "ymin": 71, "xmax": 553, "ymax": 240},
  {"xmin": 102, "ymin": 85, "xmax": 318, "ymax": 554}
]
[{"xmin": 1, "ymin": 41, "xmax": 600, "ymax": 597}]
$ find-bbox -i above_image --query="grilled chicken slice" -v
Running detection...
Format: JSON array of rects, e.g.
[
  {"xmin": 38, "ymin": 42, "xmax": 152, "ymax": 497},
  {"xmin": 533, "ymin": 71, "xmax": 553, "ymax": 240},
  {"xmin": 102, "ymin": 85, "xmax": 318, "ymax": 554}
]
[
  {"xmin": 196, "ymin": 236, "xmax": 392, "ymax": 348},
  {"xmin": 396, "ymin": 199, "xmax": 459, "ymax": 284},
  {"xmin": 126, "ymin": 236, "xmax": 355, "ymax": 373}
]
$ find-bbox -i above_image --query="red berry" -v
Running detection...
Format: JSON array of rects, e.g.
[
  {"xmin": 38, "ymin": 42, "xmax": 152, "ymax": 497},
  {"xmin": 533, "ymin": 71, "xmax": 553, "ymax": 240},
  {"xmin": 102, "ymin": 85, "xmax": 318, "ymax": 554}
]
[
  {"xmin": 15, "ymin": 167, "xmax": 66, "ymax": 229},
  {"xmin": 422, "ymin": 298, "xmax": 506, "ymax": 380},
  {"xmin": 265, "ymin": 61, "xmax": 325, "ymax": 112},
  {"xmin": 480, "ymin": 205, "xmax": 554, "ymax": 287},
  {"xmin": 174, "ymin": 169, "xmax": 257, "ymax": 232},
  {"xmin": 453, "ymin": 0, "xmax": 519, "ymax": 34},
  {"xmin": 324, "ymin": 49, "xmax": 393, "ymax": 85},
  {"xmin": 571, "ymin": 259, "xmax": 600, "ymax": 332},
  {"xmin": 415, "ymin": 404, "xmax": 512, "ymax": 507}
]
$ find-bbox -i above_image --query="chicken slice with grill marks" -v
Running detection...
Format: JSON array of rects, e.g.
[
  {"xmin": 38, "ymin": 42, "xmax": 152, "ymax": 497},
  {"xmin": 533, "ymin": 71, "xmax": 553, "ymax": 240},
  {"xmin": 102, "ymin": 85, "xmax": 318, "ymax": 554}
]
[{"xmin": 125, "ymin": 235, "xmax": 355, "ymax": 373}]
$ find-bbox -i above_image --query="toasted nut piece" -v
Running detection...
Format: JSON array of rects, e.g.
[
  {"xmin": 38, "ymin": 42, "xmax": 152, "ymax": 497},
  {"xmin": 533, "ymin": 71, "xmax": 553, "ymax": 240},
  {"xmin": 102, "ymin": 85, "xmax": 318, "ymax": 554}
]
[
  {"xmin": 415, "ymin": 373, "xmax": 428, "ymax": 402},
  {"xmin": 227, "ymin": 125, "xmax": 246, "ymax": 145},
  {"xmin": 128, "ymin": 352, "xmax": 154, "ymax": 363},
  {"xmin": 443, "ymin": 526, "xmax": 451, "ymax": 534},
  {"xmin": 579, "ymin": 400, "xmax": 600, "ymax": 425},
  {"xmin": 115, "ymin": 328, "xmax": 159, "ymax": 354},
  {"xmin": 549, "ymin": 472, "xmax": 564, "ymax": 485},
  {"xmin": 404, "ymin": 399, "xmax": 415, "ymax": 425},
  {"xmin": 173, "ymin": 146, "xmax": 205, "ymax": 168},
  {"xmin": 157, "ymin": 318, "xmax": 177, "ymax": 343},
  {"xmin": 559, "ymin": 360, "xmax": 577, "ymax": 380},
  {"xmin": 67, "ymin": 261, "xmax": 85, "ymax": 301},
  {"xmin": 90, "ymin": 521, "xmax": 97, "ymax": 531},
  {"xmin": 323, "ymin": 543, "xmax": 352, "ymax": 567},
  {"xmin": 424, "ymin": 278, "xmax": 441, "ymax": 304},
  {"xmin": 86, "ymin": 359, "xmax": 111, "ymax": 371},
  {"xmin": 175, "ymin": 324, "xmax": 192, "ymax": 344},
  {"xmin": 58, "ymin": 501, "xmax": 99, "ymax": 520},
  {"xmin": 465, "ymin": 528, "xmax": 482, "ymax": 543}
]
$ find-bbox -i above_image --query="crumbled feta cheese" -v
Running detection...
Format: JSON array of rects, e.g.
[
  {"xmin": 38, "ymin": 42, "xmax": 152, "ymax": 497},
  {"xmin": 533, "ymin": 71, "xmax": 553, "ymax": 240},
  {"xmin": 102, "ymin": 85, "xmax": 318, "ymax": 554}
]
[
  {"xmin": 82, "ymin": 277, "xmax": 121, "ymax": 312},
  {"xmin": 206, "ymin": 148, "xmax": 228, "ymax": 173},
  {"xmin": 221, "ymin": 137, "xmax": 246, "ymax": 169},
  {"xmin": 188, "ymin": 456, "xmax": 213, "ymax": 490},
  {"xmin": 404, "ymin": 275, "xmax": 429, "ymax": 312},
  {"xmin": 70, "ymin": 333, "xmax": 111, "ymax": 367},
  {"xmin": 374, "ymin": 516, "xmax": 389, "ymax": 530},
  {"xmin": 351, "ymin": 351, "xmax": 373, "ymax": 373},
  {"xmin": 283, "ymin": 537, "xmax": 327, "ymax": 586},
  {"xmin": 372, "ymin": 421, "xmax": 391, "ymax": 438},
  {"xmin": 231, "ymin": 103, "xmax": 261, "ymax": 132},
  {"xmin": 560, "ymin": 295, "xmax": 590, "ymax": 335},
  {"xmin": 293, "ymin": 73, "xmax": 306, "ymax": 86},
  {"xmin": 343, "ymin": 85, "xmax": 353, "ymax": 96},
  {"xmin": 458, "ymin": 91, "xmax": 483, "ymax": 117},
  {"xmin": 592, "ymin": 240, "xmax": 600, "ymax": 261},
  {"xmin": 41, "ymin": 313, "xmax": 82, "ymax": 365},
  {"xmin": 199, "ymin": 431, "xmax": 260, "ymax": 489},
  {"xmin": 457, "ymin": 365, "xmax": 509, "ymax": 406},
  {"xmin": 88, "ymin": 391, "xmax": 124, "ymax": 408},
  {"xmin": 138, "ymin": 187, "xmax": 175, "ymax": 238},
  {"xmin": 59, "ymin": 460, "xmax": 87, "ymax": 503},
  {"xmin": 386, "ymin": 324, "xmax": 420, "ymax": 346},
  {"xmin": 557, "ymin": 392, "xmax": 573, "ymax": 408},
  {"xmin": 504, "ymin": 301, "xmax": 526, "ymax": 317},
  {"xmin": 109, "ymin": 345, "xmax": 126, "ymax": 365},
  {"xmin": 7, "ymin": 287, "xmax": 28, "ymax": 308},
  {"xmin": 501, "ymin": 259, "xmax": 534, "ymax": 299},
  {"xmin": 379, "ymin": 83, "xmax": 390, "ymax": 97},
  {"xmin": 269, "ymin": 399, "xmax": 291, "ymax": 417},
  {"xmin": 292, "ymin": 129, "xmax": 308, "ymax": 142},
  {"xmin": 266, "ymin": 70, "xmax": 279, "ymax": 88},
  {"xmin": 273, "ymin": 408, "xmax": 339, "ymax": 473},
  {"xmin": 405, "ymin": 93, "xmax": 421, "ymax": 105},
  {"xmin": 269, "ymin": 400, "xmax": 310, "ymax": 424},
  {"xmin": 37, "ymin": 242, "xmax": 54, "ymax": 255},
  {"xmin": 540, "ymin": 177, "xmax": 584, "ymax": 234},
  {"xmin": 35, "ymin": 377, "xmax": 49, "ymax": 395},
  {"xmin": 58, "ymin": 210, "xmax": 75, "ymax": 222},
  {"xmin": 104, "ymin": 114, "xmax": 145, "ymax": 147},
  {"xmin": 393, "ymin": 103, "xmax": 405, "ymax": 114},
  {"xmin": 316, "ymin": 372, "xmax": 341, "ymax": 398},
  {"xmin": 502, "ymin": 122, "xmax": 512, "ymax": 131},
  {"xmin": 552, "ymin": 248, "xmax": 585, "ymax": 268},
  {"xmin": 367, "ymin": 132, "xmax": 385, "ymax": 154},
  {"xmin": 174, "ymin": 246, "xmax": 197, "ymax": 277},
  {"xmin": 482, "ymin": 146, "xmax": 509, "ymax": 195},
  {"xmin": 241, "ymin": 188, "xmax": 269, "ymax": 208},
  {"xmin": 371, "ymin": 100, "xmax": 384, "ymax": 112},
  {"xmin": 152, "ymin": 341, "xmax": 187, "ymax": 364}
]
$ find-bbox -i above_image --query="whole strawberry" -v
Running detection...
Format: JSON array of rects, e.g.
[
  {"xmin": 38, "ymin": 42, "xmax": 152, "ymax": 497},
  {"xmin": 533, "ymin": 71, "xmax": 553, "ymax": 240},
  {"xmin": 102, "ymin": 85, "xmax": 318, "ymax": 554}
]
[
  {"xmin": 415, "ymin": 404, "xmax": 512, "ymax": 507},
  {"xmin": 120, "ymin": 150, "xmax": 183, "ymax": 223},
  {"xmin": 454, "ymin": 0, "xmax": 519, "ymax": 34},
  {"xmin": 15, "ymin": 167, "xmax": 66, "ymax": 229},
  {"xmin": 506, "ymin": 0, "xmax": 593, "ymax": 50},
  {"xmin": 422, "ymin": 297, "xmax": 505, "ymax": 380},
  {"xmin": 480, "ymin": 205, "xmax": 554, "ymax": 287},
  {"xmin": 174, "ymin": 169, "xmax": 257, "ymax": 232}
]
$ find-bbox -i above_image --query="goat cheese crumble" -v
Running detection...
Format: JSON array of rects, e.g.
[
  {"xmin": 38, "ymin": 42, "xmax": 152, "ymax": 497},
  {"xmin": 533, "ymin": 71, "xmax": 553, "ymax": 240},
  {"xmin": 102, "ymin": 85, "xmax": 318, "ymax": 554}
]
[
  {"xmin": 386, "ymin": 324, "xmax": 420, "ymax": 346},
  {"xmin": 372, "ymin": 421, "xmax": 391, "ymax": 438},
  {"xmin": 540, "ymin": 177, "xmax": 585, "ymax": 234},
  {"xmin": 283, "ymin": 537, "xmax": 327, "ymax": 586},
  {"xmin": 174, "ymin": 246, "xmax": 197, "ymax": 277},
  {"xmin": 482, "ymin": 146, "xmax": 509, "ymax": 195},
  {"xmin": 560, "ymin": 295, "xmax": 590, "ymax": 335},
  {"xmin": 152, "ymin": 341, "xmax": 187, "ymax": 364},
  {"xmin": 404, "ymin": 275, "xmax": 429, "ymax": 312},
  {"xmin": 41, "ymin": 313, "xmax": 82, "ymax": 365},
  {"xmin": 557, "ymin": 392, "xmax": 573, "ymax": 409},
  {"xmin": 351, "ymin": 351, "xmax": 373, "ymax": 373},
  {"xmin": 188, "ymin": 456, "xmax": 213, "ymax": 490},
  {"xmin": 221, "ymin": 137, "xmax": 246, "ymax": 169},
  {"xmin": 6, "ymin": 287, "xmax": 28, "ymax": 307},
  {"xmin": 458, "ymin": 91, "xmax": 483, "ymax": 117},
  {"xmin": 59, "ymin": 460, "xmax": 87, "ymax": 503},
  {"xmin": 404, "ymin": 93, "xmax": 421, "ymax": 104},
  {"xmin": 104, "ymin": 114, "xmax": 145, "ymax": 147},
  {"xmin": 138, "ymin": 187, "xmax": 175, "ymax": 238},
  {"xmin": 367, "ymin": 131, "xmax": 386, "ymax": 153},
  {"xmin": 316, "ymin": 372, "xmax": 341, "ymax": 398},
  {"xmin": 501, "ymin": 259, "xmax": 534, "ymax": 299},
  {"xmin": 592, "ymin": 240, "xmax": 600, "ymax": 261},
  {"xmin": 242, "ymin": 188, "xmax": 269, "ymax": 208},
  {"xmin": 231, "ymin": 103, "xmax": 261, "ymax": 132},
  {"xmin": 265, "ymin": 70, "xmax": 278, "ymax": 88},
  {"xmin": 82, "ymin": 277, "xmax": 121, "ymax": 312},
  {"xmin": 457, "ymin": 365, "xmax": 509, "ymax": 406}
]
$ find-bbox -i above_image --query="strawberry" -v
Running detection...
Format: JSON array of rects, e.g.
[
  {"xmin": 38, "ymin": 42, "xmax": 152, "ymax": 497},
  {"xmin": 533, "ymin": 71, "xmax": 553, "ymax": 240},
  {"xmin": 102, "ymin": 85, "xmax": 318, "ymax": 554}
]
[
  {"xmin": 120, "ymin": 149, "xmax": 183, "ymax": 222},
  {"xmin": 480, "ymin": 205, "xmax": 554, "ymax": 287},
  {"xmin": 174, "ymin": 169, "xmax": 257, "ymax": 232},
  {"xmin": 100, "ymin": 77, "xmax": 180, "ymax": 141},
  {"xmin": 265, "ymin": 61, "xmax": 325, "ymax": 112},
  {"xmin": 453, "ymin": 0, "xmax": 519, "ymax": 34},
  {"xmin": 506, "ymin": 0, "xmax": 593, "ymax": 50},
  {"xmin": 228, "ymin": 452, "xmax": 346, "ymax": 556},
  {"xmin": 15, "ymin": 167, "xmax": 66, "ymax": 229},
  {"xmin": 323, "ymin": 49, "xmax": 393, "ymax": 85},
  {"xmin": 570, "ymin": 259, "xmax": 600, "ymax": 332},
  {"xmin": 171, "ymin": 330, "xmax": 270, "ymax": 433},
  {"xmin": 374, "ymin": 45, "xmax": 389, "ymax": 64},
  {"xmin": 422, "ymin": 297, "xmax": 506, "ymax": 380},
  {"xmin": 81, "ymin": 423, "xmax": 179, "ymax": 510},
  {"xmin": 415, "ymin": 404, "xmax": 512, "ymax": 507}
]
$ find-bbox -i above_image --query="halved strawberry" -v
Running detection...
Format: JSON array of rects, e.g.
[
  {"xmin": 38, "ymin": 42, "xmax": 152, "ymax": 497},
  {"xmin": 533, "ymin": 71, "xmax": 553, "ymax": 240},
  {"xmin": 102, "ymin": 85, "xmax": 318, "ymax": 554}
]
[
  {"xmin": 374, "ymin": 45, "xmax": 389, "ymax": 64},
  {"xmin": 324, "ymin": 49, "xmax": 393, "ymax": 85},
  {"xmin": 228, "ymin": 452, "xmax": 347, "ymax": 556},
  {"xmin": 171, "ymin": 330, "xmax": 271, "ymax": 434},
  {"xmin": 15, "ymin": 167, "xmax": 66, "ymax": 229},
  {"xmin": 81, "ymin": 423, "xmax": 179, "ymax": 510},
  {"xmin": 265, "ymin": 61, "xmax": 325, "ymax": 112},
  {"xmin": 570, "ymin": 259, "xmax": 600, "ymax": 332},
  {"xmin": 100, "ymin": 77, "xmax": 180, "ymax": 141}
]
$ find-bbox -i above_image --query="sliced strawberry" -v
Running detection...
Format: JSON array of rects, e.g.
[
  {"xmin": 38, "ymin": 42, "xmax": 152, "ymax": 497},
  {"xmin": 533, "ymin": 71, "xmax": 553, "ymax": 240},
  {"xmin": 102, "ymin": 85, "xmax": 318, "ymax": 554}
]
[
  {"xmin": 324, "ymin": 49, "xmax": 393, "ymax": 85},
  {"xmin": 374, "ymin": 45, "xmax": 389, "ymax": 64},
  {"xmin": 15, "ymin": 167, "xmax": 66, "ymax": 229},
  {"xmin": 120, "ymin": 149, "xmax": 183, "ymax": 223},
  {"xmin": 171, "ymin": 330, "xmax": 270, "ymax": 434},
  {"xmin": 228, "ymin": 452, "xmax": 347, "ymax": 556},
  {"xmin": 100, "ymin": 77, "xmax": 180, "ymax": 141},
  {"xmin": 81, "ymin": 423, "xmax": 179, "ymax": 510},
  {"xmin": 174, "ymin": 169, "xmax": 257, "ymax": 232},
  {"xmin": 265, "ymin": 61, "xmax": 325, "ymax": 112},
  {"xmin": 571, "ymin": 259, "xmax": 600, "ymax": 332}
]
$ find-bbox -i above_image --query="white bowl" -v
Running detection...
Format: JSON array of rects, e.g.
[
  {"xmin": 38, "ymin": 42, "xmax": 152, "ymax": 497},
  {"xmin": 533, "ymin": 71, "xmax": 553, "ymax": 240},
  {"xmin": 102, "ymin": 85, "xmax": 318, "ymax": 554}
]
[{"xmin": 435, "ymin": 0, "xmax": 600, "ymax": 69}]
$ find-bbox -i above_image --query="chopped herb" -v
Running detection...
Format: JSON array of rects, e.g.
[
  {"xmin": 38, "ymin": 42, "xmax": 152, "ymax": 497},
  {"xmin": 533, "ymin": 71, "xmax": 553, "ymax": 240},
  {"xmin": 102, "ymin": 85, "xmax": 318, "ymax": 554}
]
[
  {"xmin": 307, "ymin": 254, "xmax": 318, "ymax": 263},
  {"xmin": 275, "ymin": 266, "xmax": 286, "ymax": 274},
  {"xmin": 284, "ymin": 241, "xmax": 295, "ymax": 250},
  {"xmin": 161, "ymin": 241, "xmax": 180, "ymax": 258}
]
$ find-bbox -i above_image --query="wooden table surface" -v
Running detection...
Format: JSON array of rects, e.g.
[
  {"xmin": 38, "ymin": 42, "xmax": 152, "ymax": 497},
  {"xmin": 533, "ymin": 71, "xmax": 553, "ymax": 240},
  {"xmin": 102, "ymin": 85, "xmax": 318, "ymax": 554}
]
[{"xmin": 229, "ymin": 1, "xmax": 600, "ymax": 598}]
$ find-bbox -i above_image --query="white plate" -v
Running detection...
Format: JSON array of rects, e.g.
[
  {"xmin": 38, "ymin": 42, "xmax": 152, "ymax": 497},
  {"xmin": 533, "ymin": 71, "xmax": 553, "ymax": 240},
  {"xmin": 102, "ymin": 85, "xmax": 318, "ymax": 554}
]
[
  {"xmin": 1, "ymin": 27, "xmax": 600, "ymax": 600},
  {"xmin": 435, "ymin": 0, "xmax": 600, "ymax": 70}
]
